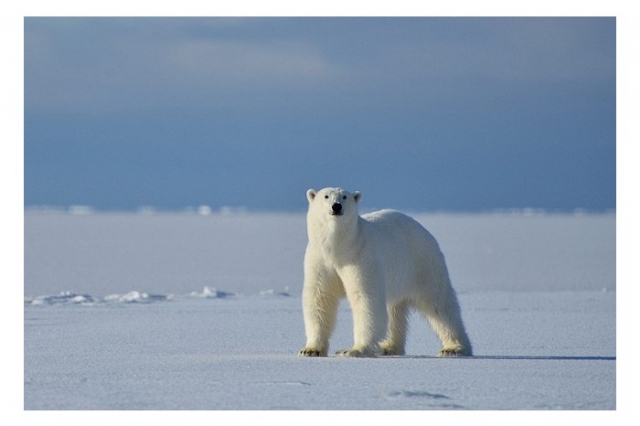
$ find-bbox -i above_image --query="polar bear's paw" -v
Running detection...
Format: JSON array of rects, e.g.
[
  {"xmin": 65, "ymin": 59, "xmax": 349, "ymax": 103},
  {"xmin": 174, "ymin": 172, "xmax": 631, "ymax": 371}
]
[
  {"xmin": 439, "ymin": 346, "xmax": 472, "ymax": 357},
  {"xmin": 298, "ymin": 347, "xmax": 327, "ymax": 357},
  {"xmin": 379, "ymin": 341, "xmax": 405, "ymax": 356},
  {"xmin": 335, "ymin": 347, "xmax": 377, "ymax": 358},
  {"xmin": 336, "ymin": 348, "xmax": 367, "ymax": 357}
]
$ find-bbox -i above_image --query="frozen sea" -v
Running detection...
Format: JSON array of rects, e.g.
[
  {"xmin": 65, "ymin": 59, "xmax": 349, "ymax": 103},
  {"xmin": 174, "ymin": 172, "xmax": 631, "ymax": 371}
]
[{"xmin": 19, "ymin": 209, "xmax": 623, "ymax": 420}]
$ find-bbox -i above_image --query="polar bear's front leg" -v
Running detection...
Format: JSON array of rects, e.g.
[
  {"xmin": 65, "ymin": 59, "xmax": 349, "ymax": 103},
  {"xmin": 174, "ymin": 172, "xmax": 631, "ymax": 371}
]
[
  {"xmin": 337, "ymin": 267, "xmax": 388, "ymax": 358},
  {"xmin": 299, "ymin": 274, "xmax": 342, "ymax": 357}
]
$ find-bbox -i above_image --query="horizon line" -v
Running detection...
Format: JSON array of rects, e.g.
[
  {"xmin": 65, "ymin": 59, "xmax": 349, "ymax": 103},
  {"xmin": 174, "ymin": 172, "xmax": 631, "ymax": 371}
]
[{"xmin": 24, "ymin": 204, "xmax": 617, "ymax": 216}]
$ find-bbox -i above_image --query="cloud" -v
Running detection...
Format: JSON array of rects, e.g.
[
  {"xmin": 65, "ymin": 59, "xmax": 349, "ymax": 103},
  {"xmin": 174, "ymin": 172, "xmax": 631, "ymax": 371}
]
[
  {"xmin": 25, "ymin": 19, "xmax": 349, "ymax": 114},
  {"xmin": 24, "ymin": 17, "xmax": 615, "ymax": 116},
  {"xmin": 355, "ymin": 18, "xmax": 613, "ymax": 85},
  {"xmin": 169, "ymin": 40, "xmax": 343, "ymax": 82}
]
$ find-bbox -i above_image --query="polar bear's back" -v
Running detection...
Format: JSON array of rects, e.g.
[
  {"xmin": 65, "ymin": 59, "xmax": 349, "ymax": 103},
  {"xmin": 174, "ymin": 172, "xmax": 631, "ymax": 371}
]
[
  {"xmin": 361, "ymin": 209, "xmax": 435, "ymax": 244},
  {"xmin": 361, "ymin": 209, "xmax": 440, "ymax": 255}
]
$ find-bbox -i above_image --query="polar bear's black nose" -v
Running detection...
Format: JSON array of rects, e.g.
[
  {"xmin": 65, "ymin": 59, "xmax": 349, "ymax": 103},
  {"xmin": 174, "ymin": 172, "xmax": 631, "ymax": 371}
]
[{"xmin": 332, "ymin": 203, "xmax": 343, "ymax": 213}]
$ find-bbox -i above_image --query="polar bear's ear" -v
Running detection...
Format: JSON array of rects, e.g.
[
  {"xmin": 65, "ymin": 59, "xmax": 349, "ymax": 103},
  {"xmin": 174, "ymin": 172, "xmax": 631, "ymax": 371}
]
[
  {"xmin": 353, "ymin": 191, "xmax": 362, "ymax": 204},
  {"xmin": 306, "ymin": 189, "xmax": 317, "ymax": 203}
]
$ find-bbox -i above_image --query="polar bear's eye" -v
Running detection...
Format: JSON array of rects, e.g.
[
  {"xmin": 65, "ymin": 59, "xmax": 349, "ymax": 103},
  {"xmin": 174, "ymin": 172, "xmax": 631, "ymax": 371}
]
[
  {"xmin": 342, "ymin": 196, "xmax": 347, "ymax": 200},
  {"xmin": 324, "ymin": 195, "xmax": 329, "ymax": 199}
]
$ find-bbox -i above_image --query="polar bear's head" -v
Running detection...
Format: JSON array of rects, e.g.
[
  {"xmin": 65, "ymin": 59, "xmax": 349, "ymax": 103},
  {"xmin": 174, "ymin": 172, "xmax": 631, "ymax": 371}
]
[{"xmin": 306, "ymin": 187, "xmax": 362, "ymax": 220}]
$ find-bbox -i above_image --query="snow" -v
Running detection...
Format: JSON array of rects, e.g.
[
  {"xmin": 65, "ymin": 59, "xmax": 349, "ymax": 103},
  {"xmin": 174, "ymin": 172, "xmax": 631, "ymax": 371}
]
[{"xmin": 21, "ymin": 211, "xmax": 620, "ymax": 417}]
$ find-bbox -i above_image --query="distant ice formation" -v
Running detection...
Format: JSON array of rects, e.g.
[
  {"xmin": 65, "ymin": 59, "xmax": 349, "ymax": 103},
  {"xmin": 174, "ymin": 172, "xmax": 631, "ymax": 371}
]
[
  {"xmin": 25, "ymin": 290, "xmax": 172, "ymax": 305},
  {"xmin": 189, "ymin": 286, "xmax": 234, "ymax": 299},
  {"xmin": 24, "ymin": 286, "xmax": 294, "ymax": 306}
]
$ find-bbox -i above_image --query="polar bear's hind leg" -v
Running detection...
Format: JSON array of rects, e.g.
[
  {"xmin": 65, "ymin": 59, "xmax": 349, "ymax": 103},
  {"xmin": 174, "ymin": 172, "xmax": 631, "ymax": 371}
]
[
  {"xmin": 415, "ymin": 297, "xmax": 473, "ymax": 357},
  {"xmin": 379, "ymin": 299, "xmax": 410, "ymax": 356}
]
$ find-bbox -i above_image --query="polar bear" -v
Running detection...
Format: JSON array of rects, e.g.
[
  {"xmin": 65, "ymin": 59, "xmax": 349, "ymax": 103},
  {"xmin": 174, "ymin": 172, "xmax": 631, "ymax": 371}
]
[{"xmin": 298, "ymin": 187, "xmax": 472, "ymax": 358}]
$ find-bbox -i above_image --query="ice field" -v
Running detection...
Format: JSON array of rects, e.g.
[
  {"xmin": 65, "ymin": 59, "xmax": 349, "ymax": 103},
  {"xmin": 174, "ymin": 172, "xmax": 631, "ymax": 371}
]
[{"xmin": 23, "ymin": 210, "xmax": 616, "ymax": 412}]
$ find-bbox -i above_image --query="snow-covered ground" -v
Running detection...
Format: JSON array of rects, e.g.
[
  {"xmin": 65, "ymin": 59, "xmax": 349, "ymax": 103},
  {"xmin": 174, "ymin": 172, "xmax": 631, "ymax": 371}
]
[{"xmin": 23, "ymin": 210, "xmax": 616, "ymax": 413}]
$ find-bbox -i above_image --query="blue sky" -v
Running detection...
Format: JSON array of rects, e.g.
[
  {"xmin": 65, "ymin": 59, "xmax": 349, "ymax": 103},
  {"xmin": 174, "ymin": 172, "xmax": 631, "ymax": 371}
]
[{"xmin": 24, "ymin": 17, "xmax": 616, "ymax": 212}]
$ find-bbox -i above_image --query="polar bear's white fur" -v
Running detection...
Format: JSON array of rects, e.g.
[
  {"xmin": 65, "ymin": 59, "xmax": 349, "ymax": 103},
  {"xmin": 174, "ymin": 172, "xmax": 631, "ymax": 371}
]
[{"xmin": 298, "ymin": 187, "xmax": 472, "ymax": 358}]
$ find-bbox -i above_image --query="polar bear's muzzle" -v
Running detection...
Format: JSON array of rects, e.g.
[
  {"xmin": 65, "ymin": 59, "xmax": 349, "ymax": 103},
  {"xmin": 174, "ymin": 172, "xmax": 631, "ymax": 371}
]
[{"xmin": 330, "ymin": 203, "xmax": 344, "ymax": 216}]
